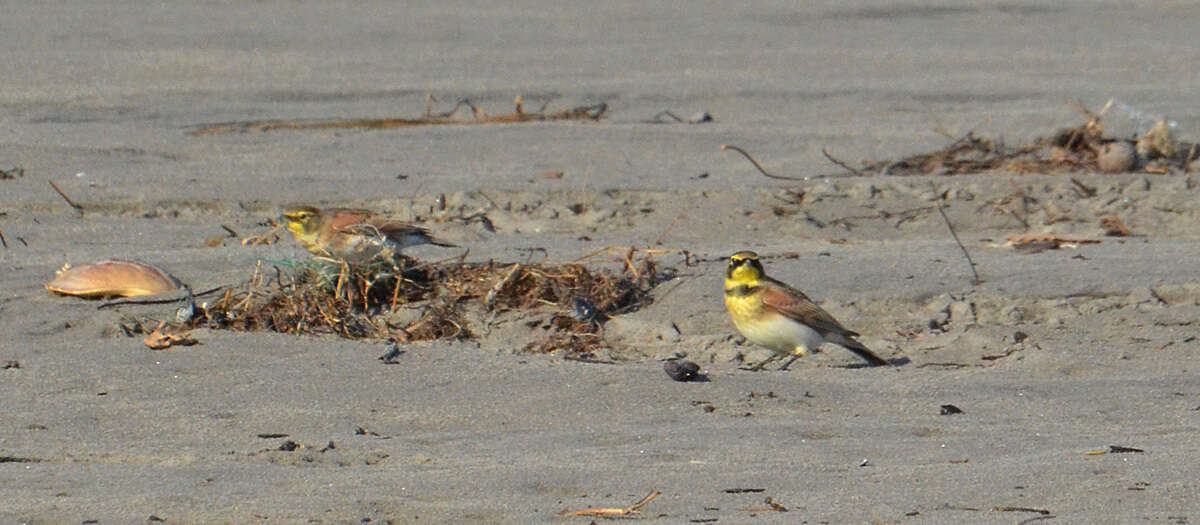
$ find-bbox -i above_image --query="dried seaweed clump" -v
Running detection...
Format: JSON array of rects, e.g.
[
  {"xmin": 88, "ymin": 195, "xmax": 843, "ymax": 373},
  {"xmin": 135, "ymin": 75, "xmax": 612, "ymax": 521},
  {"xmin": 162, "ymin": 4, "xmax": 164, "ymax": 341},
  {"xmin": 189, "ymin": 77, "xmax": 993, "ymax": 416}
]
[
  {"xmin": 191, "ymin": 258, "xmax": 433, "ymax": 339},
  {"xmin": 514, "ymin": 257, "xmax": 664, "ymax": 357},
  {"xmin": 862, "ymin": 101, "xmax": 1197, "ymax": 176},
  {"xmin": 188, "ymin": 251, "xmax": 668, "ymax": 356}
]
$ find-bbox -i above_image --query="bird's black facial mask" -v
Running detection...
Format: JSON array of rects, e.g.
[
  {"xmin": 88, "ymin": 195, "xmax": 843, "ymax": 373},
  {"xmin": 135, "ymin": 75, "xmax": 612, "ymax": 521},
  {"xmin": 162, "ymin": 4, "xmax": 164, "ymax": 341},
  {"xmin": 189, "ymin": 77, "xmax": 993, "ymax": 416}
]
[{"xmin": 726, "ymin": 254, "xmax": 762, "ymax": 279}]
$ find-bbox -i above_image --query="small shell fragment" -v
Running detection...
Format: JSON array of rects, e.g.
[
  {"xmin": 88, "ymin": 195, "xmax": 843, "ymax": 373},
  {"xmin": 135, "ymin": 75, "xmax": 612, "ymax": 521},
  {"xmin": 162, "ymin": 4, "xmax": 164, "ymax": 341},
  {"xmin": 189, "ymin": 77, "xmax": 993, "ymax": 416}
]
[
  {"xmin": 143, "ymin": 321, "xmax": 197, "ymax": 350},
  {"xmin": 45, "ymin": 259, "xmax": 183, "ymax": 298}
]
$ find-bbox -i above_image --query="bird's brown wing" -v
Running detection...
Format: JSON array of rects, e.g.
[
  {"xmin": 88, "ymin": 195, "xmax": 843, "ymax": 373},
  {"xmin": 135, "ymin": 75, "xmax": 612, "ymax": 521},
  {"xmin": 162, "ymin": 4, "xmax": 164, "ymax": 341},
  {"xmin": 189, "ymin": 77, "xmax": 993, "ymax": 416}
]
[
  {"xmin": 761, "ymin": 277, "xmax": 888, "ymax": 366},
  {"xmin": 326, "ymin": 209, "xmax": 454, "ymax": 248},
  {"xmin": 326, "ymin": 209, "xmax": 417, "ymax": 242},
  {"xmin": 374, "ymin": 221, "xmax": 431, "ymax": 238},
  {"xmin": 759, "ymin": 277, "xmax": 858, "ymax": 338},
  {"xmin": 324, "ymin": 208, "xmax": 376, "ymax": 232}
]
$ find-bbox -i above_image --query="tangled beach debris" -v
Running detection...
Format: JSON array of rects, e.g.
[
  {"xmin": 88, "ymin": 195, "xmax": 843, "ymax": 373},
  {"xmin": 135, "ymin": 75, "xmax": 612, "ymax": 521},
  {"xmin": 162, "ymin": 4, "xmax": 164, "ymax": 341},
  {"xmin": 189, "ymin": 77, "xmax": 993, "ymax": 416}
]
[{"xmin": 176, "ymin": 248, "xmax": 671, "ymax": 358}]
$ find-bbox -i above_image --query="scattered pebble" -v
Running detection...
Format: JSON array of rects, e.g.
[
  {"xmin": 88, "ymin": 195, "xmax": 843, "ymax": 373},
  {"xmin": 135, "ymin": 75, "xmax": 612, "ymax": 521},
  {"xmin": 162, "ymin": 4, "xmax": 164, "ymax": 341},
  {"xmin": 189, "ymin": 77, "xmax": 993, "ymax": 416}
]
[
  {"xmin": 1097, "ymin": 141, "xmax": 1136, "ymax": 173},
  {"xmin": 378, "ymin": 343, "xmax": 405, "ymax": 364},
  {"xmin": 940, "ymin": 404, "xmax": 965, "ymax": 415},
  {"xmin": 664, "ymin": 359, "xmax": 700, "ymax": 382}
]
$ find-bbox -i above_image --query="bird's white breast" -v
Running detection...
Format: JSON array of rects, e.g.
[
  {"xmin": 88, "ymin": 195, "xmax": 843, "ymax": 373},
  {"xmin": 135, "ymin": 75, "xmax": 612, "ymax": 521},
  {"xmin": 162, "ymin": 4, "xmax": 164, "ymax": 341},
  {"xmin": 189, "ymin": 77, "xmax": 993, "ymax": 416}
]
[{"xmin": 734, "ymin": 312, "xmax": 826, "ymax": 357}]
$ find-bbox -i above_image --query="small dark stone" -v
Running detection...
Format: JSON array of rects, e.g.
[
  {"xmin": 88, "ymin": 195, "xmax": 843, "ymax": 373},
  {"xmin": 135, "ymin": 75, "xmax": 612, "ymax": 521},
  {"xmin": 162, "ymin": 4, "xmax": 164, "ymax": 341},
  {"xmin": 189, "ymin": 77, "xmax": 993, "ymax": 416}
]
[
  {"xmin": 664, "ymin": 359, "xmax": 700, "ymax": 382},
  {"xmin": 378, "ymin": 343, "xmax": 404, "ymax": 364},
  {"xmin": 1013, "ymin": 331, "xmax": 1028, "ymax": 343},
  {"xmin": 940, "ymin": 404, "xmax": 964, "ymax": 415},
  {"xmin": 278, "ymin": 440, "xmax": 301, "ymax": 451}
]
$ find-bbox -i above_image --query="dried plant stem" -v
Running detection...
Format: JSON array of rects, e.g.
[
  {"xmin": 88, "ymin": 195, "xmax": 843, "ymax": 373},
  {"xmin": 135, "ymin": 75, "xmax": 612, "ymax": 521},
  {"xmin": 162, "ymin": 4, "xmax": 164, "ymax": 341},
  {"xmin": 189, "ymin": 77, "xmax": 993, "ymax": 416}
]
[
  {"xmin": 999, "ymin": 206, "xmax": 1030, "ymax": 230},
  {"xmin": 48, "ymin": 180, "xmax": 84, "ymax": 215},
  {"xmin": 485, "ymin": 263, "xmax": 522, "ymax": 308},
  {"xmin": 653, "ymin": 110, "xmax": 685, "ymax": 122},
  {"xmin": 932, "ymin": 185, "xmax": 982, "ymax": 285},
  {"xmin": 97, "ymin": 285, "xmax": 223, "ymax": 309},
  {"xmin": 821, "ymin": 148, "xmax": 866, "ymax": 177},
  {"xmin": 622, "ymin": 246, "xmax": 640, "ymax": 279},
  {"xmin": 189, "ymin": 100, "xmax": 607, "ymax": 135},
  {"xmin": 653, "ymin": 206, "xmax": 690, "ymax": 246},
  {"xmin": 561, "ymin": 490, "xmax": 661, "ymax": 517},
  {"xmin": 720, "ymin": 144, "xmax": 808, "ymax": 181}
]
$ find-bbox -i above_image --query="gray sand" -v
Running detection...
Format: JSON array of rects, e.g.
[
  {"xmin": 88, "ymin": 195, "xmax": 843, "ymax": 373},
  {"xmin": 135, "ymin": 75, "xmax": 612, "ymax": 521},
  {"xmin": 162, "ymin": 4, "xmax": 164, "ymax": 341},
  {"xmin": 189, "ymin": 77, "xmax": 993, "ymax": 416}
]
[{"xmin": 3, "ymin": 2, "xmax": 1200, "ymax": 523}]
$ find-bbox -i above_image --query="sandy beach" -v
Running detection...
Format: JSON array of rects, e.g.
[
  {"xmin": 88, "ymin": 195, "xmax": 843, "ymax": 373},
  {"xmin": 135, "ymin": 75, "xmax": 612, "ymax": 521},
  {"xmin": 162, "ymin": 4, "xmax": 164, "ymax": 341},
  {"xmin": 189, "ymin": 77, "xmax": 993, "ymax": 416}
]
[{"xmin": 3, "ymin": 2, "xmax": 1200, "ymax": 523}]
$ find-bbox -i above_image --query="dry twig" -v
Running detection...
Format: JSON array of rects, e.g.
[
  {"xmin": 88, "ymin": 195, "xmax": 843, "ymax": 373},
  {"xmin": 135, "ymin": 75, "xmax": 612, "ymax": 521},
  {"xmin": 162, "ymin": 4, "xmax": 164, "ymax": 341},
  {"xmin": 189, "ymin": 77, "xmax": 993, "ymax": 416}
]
[
  {"xmin": 560, "ymin": 490, "xmax": 661, "ymax": 517},
  {"xmin": 738, "ymin": 496, "xmax": 789, "ymax": 513},
  {"xmin": 48, "ymin": 180, "xmax": 84, "ymax": 215},
  {"xmin": 995, "ymin": 506, "xmax": 1051, "ymax": 515},
  {"xmin": 720, "ymin": 144, "xmax": 808, "ymax": 181},
  {"xmin": 821, "ymin": 148, "xmax": 866, "ymax": 177},
  {"xmin": 189, "ymin": 97, "xmax": 606, "ymax": 135},
  {"xmin": 932, "ymin": 185, "xmax": 981, "ymax": 285}
]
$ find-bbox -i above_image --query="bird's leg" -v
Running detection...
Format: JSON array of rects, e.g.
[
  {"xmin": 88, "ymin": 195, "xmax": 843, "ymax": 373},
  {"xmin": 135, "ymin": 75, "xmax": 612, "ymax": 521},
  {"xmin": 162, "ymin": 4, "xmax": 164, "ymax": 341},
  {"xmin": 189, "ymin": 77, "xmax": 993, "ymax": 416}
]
[
  {"xmin": 370, "ymin": 252, "xmax": 404, "ymax": 311},
  {"xmin": 389, "ymin": 274, "xmax": 402, "ymax": 311},
  {"xmin": 778, "ymin": 355, "xmax": 801, "ymax": 371},
  {"xmin": 333, "ymin": 259, "xmax": 351, "ymax": 300},
  {"xmin": 745, "ymin": 353, "xmax": 780, "ymax": 371}
]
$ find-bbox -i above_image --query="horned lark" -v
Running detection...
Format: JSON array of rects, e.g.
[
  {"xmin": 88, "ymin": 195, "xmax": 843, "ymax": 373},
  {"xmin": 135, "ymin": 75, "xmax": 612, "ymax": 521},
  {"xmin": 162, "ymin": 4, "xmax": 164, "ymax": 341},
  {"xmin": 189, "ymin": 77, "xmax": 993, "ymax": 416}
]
[
  {"xmin": 724, "ymin": 250, "xmax": 888, "ymax": 370},
  {"xmin": 282, "ymin": 206, "xmax": 454, "ymax": 264}
]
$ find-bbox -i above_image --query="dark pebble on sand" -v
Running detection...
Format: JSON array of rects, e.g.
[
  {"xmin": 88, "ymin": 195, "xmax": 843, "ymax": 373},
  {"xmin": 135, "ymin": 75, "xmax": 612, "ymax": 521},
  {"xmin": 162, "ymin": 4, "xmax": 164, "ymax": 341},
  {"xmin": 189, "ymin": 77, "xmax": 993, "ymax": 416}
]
[{"xmin": 664, "ymin": 359, "xmax": 700, "ymax": 382}]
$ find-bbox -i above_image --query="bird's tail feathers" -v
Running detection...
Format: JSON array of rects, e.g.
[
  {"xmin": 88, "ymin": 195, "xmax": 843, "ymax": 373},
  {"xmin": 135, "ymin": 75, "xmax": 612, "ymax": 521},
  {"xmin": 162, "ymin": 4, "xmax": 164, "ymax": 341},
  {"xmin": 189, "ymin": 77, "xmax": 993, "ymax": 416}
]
[{"xmin": 838, "ymin": 336, "xmax": 890, "ymax": 366}]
